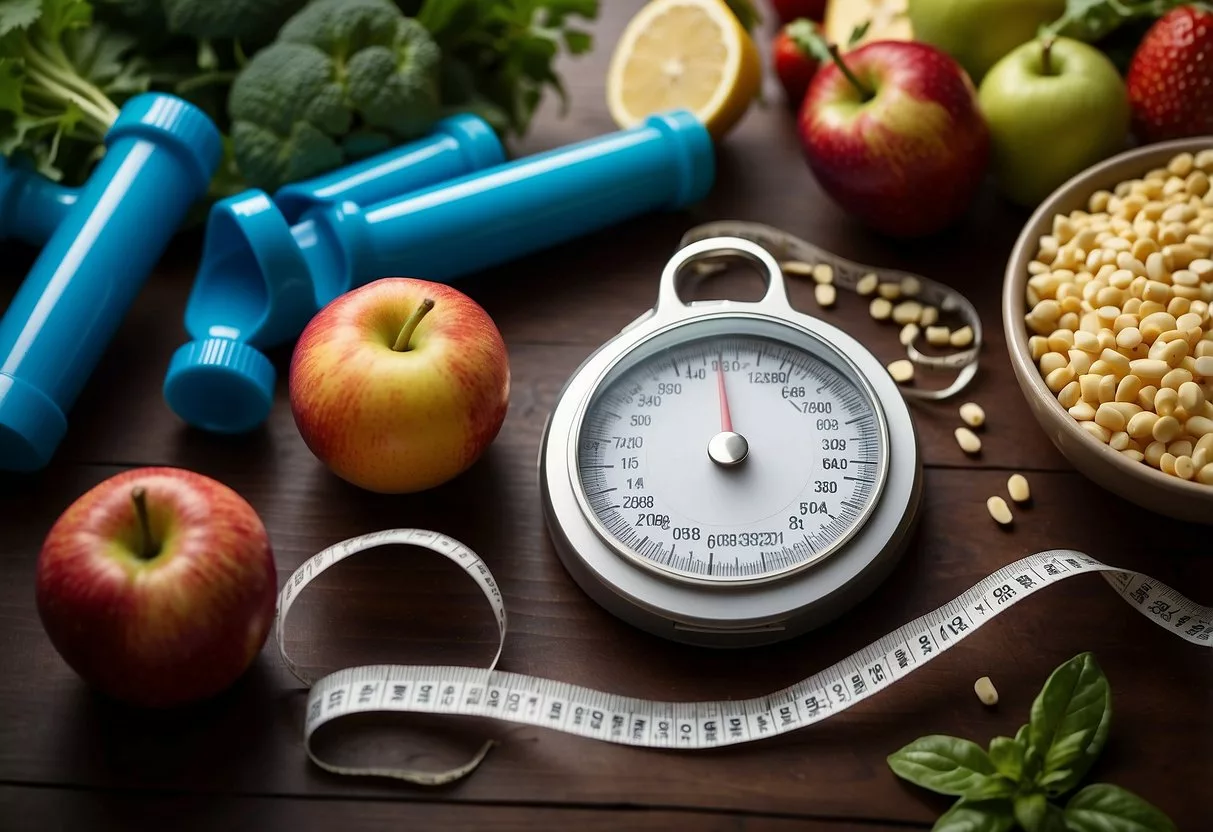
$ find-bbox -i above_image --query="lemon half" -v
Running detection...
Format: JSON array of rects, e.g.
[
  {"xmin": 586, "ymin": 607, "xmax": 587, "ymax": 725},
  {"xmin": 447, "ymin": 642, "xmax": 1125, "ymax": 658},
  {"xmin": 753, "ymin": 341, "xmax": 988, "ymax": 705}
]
[{"xmin": 606, "ymin": 0, "xmax": 761, "ymax": 141}]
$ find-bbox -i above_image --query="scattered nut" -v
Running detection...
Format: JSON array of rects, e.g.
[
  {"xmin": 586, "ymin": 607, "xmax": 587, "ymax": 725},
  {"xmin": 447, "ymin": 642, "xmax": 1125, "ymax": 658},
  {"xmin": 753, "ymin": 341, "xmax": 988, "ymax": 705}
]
[
  {"xmin": 878, "ymin": 282, "xmax": 902, "ymax": 300},
  {"xmin": 900, "ymin": 276, "xmax": 922, "ymax": 296},
  {"xmin": 856, "ymin": 272, "xmax": 879, "ymax": 296},
  {"xmin": 814, "ymin": 283, "xmax": 837, "ymax": 308},
  {"xmin": 892, "ymin": 301, "xmax": 923, "ymax": 325},
  {"xmin": 919, "ymin": 306, "xmax": 939, "ymax": 326},
  {"xmin": 949, "ymin": 325, "xmax": 974, "ymax": 348},
  {"xmin": 899, "ymin": 323, "xmax": 920, "ymax": 346},
  {"xmin": 870, "ymin": 297, "xmax": 893, "ymax": 321},
  {"xmin": 780, "ymin": 260, "xmax": 815, "ymax": 276},
  {"xmin": 926, "ymin": 326, "xmax": 951, "ymax": 346},
  {"xmin": 986, "ymin": 496, "xmax": 1012, "ymax": 526},
  {"xmin": 887, "ymin": 359, "xmax": 914, "ymax": 383},
  {"xmin": 1007, "ymin": 474, "xmax": 1031, "ymax": 503},
  {"xmin": 974, "ymin": 676, "xmax": 999, "ymax": 706},
  {"xmin": 957, "ymin": 402, "xmax": 984, "ymax": 429},
  {"xmin": 812, "ymin": 263, "xmax": 834, "ymax": 285},
  {"xmin": 955, "ymin": 426, "xmax": 982, "ymax": 455}
]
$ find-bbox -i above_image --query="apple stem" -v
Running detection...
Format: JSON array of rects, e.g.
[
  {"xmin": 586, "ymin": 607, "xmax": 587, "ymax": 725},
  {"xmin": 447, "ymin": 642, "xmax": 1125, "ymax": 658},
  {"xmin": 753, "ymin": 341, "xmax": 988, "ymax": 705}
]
[
  {"xmin": 130, "ymin": 487, "xmax": 159, "ymax": 560},
  {"xmin": 1040, "ymin": 36, "xmax": 1056, "ymax": 76},
  {"xmin": 392, "ymin": 298, "xmax": 435, "ymax": 352},
  {"xmin": 827, "ymin": 44, "xmax": 873, "ymax": 101}
]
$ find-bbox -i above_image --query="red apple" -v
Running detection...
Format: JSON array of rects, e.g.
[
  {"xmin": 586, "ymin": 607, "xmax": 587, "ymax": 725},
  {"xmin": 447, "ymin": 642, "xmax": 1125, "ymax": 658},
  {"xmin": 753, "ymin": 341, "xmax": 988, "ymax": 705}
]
[
  {"xmin": 798, "ymin": 40, "xmax": 990, "ymax": 237},
  {"xmin": 289, "ymin": 278, "xmax": 510, "ymax": 494},
  {"xmin": 35, "ymin": 467, "xmax": 276, "ymax": 708}
]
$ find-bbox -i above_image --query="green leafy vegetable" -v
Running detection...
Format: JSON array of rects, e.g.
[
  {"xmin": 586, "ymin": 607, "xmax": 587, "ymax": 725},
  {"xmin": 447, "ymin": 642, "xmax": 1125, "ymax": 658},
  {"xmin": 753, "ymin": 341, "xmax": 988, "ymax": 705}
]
[
  {"xmin": 988, "ymin": 737, "xmax": 1025, "ymax": 782},
  {"xmin": 887, "ymin": 653, "xmax": 1175, "ymax": 832},
  {"xmin": 932, "ymin": 799, "xmax": 1016, "ymax": 832},
  {"xmin": 228, "ymin": 0, "xmax": 441, "ymax": 191},
  {"xmin": 1064, "ymin": 784, "xmax": 1178, "ymax": 832},
  {"xmin": 887, "ymin": 735, "xmax": 999, "ymax": 797},
  {"xmin": 1026, "ymin": 652, "xmax": 1110, "ymax": 795},
  {"xmin": 1042, "ymin": 0, "xmax": 1205, "ymax": 43},
  {"xmin": 409, "ymin": 0, "xmax": 597, "ymax": 137},
  {"xmin": 0, "ymin": 0, "xmax": 149, "ymax": 182}
]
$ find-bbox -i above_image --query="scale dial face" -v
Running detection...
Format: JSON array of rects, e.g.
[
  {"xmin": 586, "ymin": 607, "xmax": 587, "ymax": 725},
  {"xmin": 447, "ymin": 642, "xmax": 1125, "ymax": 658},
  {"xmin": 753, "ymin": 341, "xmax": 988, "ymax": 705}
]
[{"xmin": 575, "ymin": 328, "xmax": 888, "ymax": 585}]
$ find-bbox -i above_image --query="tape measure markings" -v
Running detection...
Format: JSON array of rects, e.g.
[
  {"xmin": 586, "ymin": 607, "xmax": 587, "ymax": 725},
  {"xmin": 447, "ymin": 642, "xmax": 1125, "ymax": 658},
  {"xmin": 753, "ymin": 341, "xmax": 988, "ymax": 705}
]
[{"xmin": 275, "ymin": 530, "xmax": 1210, "ymax": 785}]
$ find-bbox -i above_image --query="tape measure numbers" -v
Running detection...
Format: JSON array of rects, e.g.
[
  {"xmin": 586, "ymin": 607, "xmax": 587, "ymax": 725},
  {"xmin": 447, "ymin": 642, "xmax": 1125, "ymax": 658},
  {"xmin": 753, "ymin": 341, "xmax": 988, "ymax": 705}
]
[{"xmin": 274, "ymin": 529, "xmax": 1212, "ymax": 786}]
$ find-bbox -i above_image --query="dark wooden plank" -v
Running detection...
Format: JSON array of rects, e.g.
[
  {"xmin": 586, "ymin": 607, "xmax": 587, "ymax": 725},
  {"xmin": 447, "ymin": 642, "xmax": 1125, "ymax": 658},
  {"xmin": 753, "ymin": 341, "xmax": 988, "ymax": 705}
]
[
  {"xmin": 0, "ymin": 786, "xmax": 919, "ymax": 832},
  {"xmin": 1, "ymin": 463, "xmax": 1208, "ymax": 827}
]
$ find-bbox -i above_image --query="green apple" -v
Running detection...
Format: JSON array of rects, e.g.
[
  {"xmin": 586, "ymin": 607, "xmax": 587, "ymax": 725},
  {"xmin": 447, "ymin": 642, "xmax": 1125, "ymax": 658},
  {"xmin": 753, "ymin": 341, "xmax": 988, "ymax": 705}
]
[
  {"xmin": 978, "ymin": 37, "xmax": 1129, "ymax": 208},
  {"xmin": 907, "ymin": 0, "xmax": 1065, "ymax": 83}
]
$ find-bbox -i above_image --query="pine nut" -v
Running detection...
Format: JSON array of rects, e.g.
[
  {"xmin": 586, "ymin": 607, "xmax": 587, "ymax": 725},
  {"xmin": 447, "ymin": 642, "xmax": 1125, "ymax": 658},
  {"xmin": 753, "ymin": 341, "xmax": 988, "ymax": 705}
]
[
  {"xmin": 812, "ymin": 263, "xmax": 834, "ymax": 284},
  {"xmin": 955, "ymin": 427, "xmax": 982, "ymax": 454},
  {"xmin": 926, "ymin": 326, "xmax": 951, "ymax": 346},
  {"xmin": 986, "ymin": 497, "xmax": 1012, "ymax": 526},
  {"xmin": 815, "ymin": 283, "xmax": 837, "ymax": 308},
  {"xmin": 899, "ymin": 323, "xmax": 919, "ymax": 346},
  {"xmin": 781, "ymin": 260, "xmax": 815, "ymax": 276},
  {"xmin": 857, "ymin": 273, "xmax": 879, "ymax": 296},
  {"xmin": 878, "ymin": 282, "xmax": 901, "ymax": 300},
  {"xmin": 887, "ymin": 359, "xmax": 914, "ymax": 383},
  {"xmin": 1007, "ymin": 474, "xmax": 1030, "ymax": 503},
  {"xmin": 950, "ymin": 326, "xmax": 974, "ymax": 348},
  {"xmin": 919, "ymin": 306, "xmax": 939, "ymax": 326},
  {"xmin": 869, "ymin": 298, "xmax": 893, "ymax": 321},
  {"xmin": 974, "ymin": 676, "xmax": 999, "ymax": 705},
  {"xmin": 960, "ymin": 402, "xmax": 985, "ymax": 428},
  {"xmin": 892, "ymin": 301, "xmax": 923, "ymax": 325},
  {"xmin": 900, "ymin": 276, "xmax": 921, "ymax": 296}
]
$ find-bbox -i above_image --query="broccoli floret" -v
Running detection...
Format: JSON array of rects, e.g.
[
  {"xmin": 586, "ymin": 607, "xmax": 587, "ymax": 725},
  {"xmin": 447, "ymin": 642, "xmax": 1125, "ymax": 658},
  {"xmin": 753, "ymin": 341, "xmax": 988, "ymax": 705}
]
[
  {"xmin": 228, "ymin": 42, "xmax": 349, "ymax": 191},
  {"xmin": 228, "ymin": 0, "xmax": 441, "ymax": 191},
  {"xmin": 160, "ymin": 0, "xmax": 309, "ymax": 42}
]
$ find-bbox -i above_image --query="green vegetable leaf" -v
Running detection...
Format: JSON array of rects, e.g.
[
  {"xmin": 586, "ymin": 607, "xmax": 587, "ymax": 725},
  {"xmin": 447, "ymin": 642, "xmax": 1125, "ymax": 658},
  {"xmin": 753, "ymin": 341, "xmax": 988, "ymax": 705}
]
[
  {"xmin": 931, "ymin": 799, "xmax": 1016, "ymax": 832},
  {"xmin": 0, "ymin": 0, "xmax": 41, "ymax": 39},
  {"xmin": 1043, "ymin": 0, "xmax": 1195, "ymax": 43},
  {"xmin": 1065, "ymin": 784, "xmax": 1177, "ymax": 832},
  {"xmin": 887, "ymin": 735, "xmax": 999, "ymax": 797},
  {"xmin": 36, "ymin": 0, "xmax": 91, "ymax": 42},
  {"xmin": 1027, "ymin": 652, "xmax": 1111, "ymax": 795},
  {"xmin": 988, "ymin": 736, "xmax": 1026, "ymax": 782},
  {"xmin": 847, "ymin": 20, "xmax": 871, "ymax": 47},
  {"xmin": 724, "ymin": 0, "xmax": 761, "ymax": 32},
  {"xmin": 1013, "ymin": 793, "xmax": 1068, "ymax": 832}
]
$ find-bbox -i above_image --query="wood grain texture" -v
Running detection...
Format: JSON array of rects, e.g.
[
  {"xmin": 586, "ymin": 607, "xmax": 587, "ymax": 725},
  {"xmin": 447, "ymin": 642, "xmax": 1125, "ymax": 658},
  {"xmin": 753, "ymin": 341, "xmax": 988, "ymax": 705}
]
[
  {"xmin": 0, "ymin": 786, "xmax": 917, "ymax": 832},
  {"xmin": 0, "ymin": 2, "xmax": 1209, "ymax": 830}
]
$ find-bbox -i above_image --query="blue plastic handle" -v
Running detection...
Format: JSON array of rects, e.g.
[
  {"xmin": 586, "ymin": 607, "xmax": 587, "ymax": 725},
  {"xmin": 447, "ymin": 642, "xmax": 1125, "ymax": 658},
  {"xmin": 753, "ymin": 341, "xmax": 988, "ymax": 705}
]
[
  {"xmin": 273, "ymin": 114, "xmax": 504, "ymax": 224},
  {"xmin": 164, "ymin": 110, "xmax": 714, "ymax": 436},
  {"xmin": 0, "ymin": 157, "xmax": 79, "ymax": 247},
  {"xmin": 0, "ymin": 94, "xmax": 220, "ymax": 472}
]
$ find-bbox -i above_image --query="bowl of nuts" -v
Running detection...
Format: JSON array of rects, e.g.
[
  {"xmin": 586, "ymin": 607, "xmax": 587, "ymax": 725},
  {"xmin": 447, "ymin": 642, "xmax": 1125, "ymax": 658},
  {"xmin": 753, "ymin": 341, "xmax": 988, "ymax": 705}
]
[{"xmin": 1003, "ymin": 138, "xmax": 1213, "ymax": 524}]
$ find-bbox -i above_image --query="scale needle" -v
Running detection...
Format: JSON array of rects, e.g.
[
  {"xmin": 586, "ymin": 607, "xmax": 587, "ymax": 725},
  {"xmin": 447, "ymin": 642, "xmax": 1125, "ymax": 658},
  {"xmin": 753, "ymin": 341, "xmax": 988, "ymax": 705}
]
[
  {"xmin": 716, "ymin": 356, "xmax": 733, "ymax": 432},
  {"xmin": 708, "ymin": 355, "xmax": 748, "ymax": 467}
]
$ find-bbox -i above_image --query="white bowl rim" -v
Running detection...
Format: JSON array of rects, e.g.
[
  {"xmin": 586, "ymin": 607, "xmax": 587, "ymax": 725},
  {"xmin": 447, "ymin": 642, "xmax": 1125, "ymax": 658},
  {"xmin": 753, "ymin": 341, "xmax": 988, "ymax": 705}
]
[{"xmin": 1003, "ymin": 136, "xmax": 1213, "ymax": 504}]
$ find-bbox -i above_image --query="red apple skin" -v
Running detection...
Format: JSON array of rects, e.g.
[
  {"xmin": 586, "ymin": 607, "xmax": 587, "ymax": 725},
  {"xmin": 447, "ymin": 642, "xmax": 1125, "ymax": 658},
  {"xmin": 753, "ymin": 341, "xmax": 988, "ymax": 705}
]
[
  {"xmin": 798, "ymin": 41, "xmax": 990, "ymax": 238},
  {"xmin": 35, "ymin": 468, "xmax": 276, "ymax": 708},
  {"xmin": 289, "ymin": 278, "xmax": 510, "ymax": 494}
]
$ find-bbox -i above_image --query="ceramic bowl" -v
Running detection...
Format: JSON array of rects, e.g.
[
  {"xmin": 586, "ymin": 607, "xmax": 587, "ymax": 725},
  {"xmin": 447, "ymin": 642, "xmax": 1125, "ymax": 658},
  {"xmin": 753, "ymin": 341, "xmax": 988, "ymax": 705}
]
[{"xmin": 1003, "ymin": 137, "xmax": 1213, "ymax": 525}]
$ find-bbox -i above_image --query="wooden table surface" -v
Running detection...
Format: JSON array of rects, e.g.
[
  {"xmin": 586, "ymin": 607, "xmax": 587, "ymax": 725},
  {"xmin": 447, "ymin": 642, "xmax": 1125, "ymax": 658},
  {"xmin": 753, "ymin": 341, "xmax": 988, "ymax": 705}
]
[{"xmin": 1, "ymin": 4, "xmax": 1210, "ymax": 829}]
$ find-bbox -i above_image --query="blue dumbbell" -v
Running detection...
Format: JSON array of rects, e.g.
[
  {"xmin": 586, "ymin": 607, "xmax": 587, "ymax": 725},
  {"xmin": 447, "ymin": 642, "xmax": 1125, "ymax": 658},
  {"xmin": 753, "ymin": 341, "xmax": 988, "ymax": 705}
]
[
  {"xmin": 163, "ymin": 110, "xmax": 715, "ymax": 436},
  {"xmin": 0, "ymin": 93, "xmax": 222, "ymax": 472}
]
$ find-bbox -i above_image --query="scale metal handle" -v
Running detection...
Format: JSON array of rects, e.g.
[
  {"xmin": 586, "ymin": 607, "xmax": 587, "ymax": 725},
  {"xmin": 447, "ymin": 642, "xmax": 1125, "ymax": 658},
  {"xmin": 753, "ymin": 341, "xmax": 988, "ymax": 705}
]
[{"xmin": 656, "ymin": 236, "xmax": 792, "ymax": 315}]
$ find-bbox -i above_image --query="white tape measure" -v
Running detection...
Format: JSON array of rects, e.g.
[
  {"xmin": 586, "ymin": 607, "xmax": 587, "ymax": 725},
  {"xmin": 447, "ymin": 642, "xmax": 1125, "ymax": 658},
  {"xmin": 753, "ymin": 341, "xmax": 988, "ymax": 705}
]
[
  {"xmin": 275, "ymin": 529, "xmax": 1211, "ymax": 786},
  {"xmin": 537, "ymin": 234, "xmax": 982, "ymax": 647}
]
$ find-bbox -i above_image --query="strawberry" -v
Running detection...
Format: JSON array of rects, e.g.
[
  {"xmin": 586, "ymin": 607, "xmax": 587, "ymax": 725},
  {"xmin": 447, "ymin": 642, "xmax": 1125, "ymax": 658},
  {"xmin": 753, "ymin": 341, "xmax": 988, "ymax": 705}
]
[
  {"xmin": 1126, "ymin": 5, "xmax": 1213, "ymax": 143},
  {"xmin": 771, "ymin": 0, "xmax": 828, "ymax": 24},
  {"xmin": 773, "ymin": 20, "xmax": 824, "ymax": 107}
]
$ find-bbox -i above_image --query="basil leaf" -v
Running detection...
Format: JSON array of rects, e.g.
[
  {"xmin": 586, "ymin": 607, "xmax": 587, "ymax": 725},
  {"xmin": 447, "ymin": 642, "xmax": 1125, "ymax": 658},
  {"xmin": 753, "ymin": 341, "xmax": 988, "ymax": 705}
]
[
  {"xmin": 1014, "ymin": 793, "xmax": 1067, "ymax": 831},
  {"xmin": 967, "ymin": 776, "xmax": 1017, "ymax": 801},
  {"xmin": 931, "ymin": 799, "xmax": 1015, "ymax": 832},
  {"xmin": 887, "ymin": 735, "xmax": 998, "ymax": 797},
  {"xmin": 1065, "ymin": 784, "xmax": 1178, "ymax": 832},
  {"xmin": 1027, "ymin": 652, "xmax": 1111, "ymax": 795},
  {"xmin": 988, "ymin": 736, "xmax": 1025, "ymax": 782}
]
